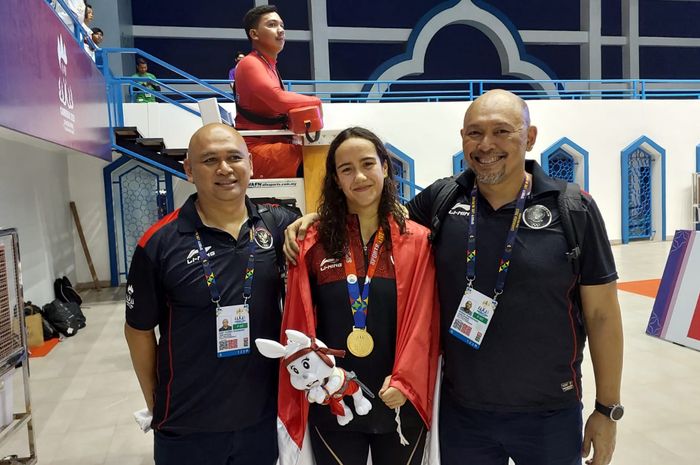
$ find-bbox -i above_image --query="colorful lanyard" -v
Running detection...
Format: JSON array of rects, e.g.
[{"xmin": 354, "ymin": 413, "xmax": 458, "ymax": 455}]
[
  {"xmin": 194, "ymin": 225, "xmax": 256, "ymax": 309},
  {"xmin": 343, "ymin": 228, "xmax": 386, "ymax": 329},
  {"xmin": 254, "ymin": 50, "xmax": 285, "ymax": 89},
  {"xmin": 466, "ymin": 175, "xmax": 531, "ymax": 299}
]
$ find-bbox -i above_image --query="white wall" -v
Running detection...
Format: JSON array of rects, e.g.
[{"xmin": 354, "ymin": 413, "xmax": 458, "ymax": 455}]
[
  {"xmin": 66, "ymin": 151, "xmax": 110, "ymax": 285},
  {"xmin": 122, "ymin": 99, "xmax": 700, "ymax": 242},
  {"xmin": 0, "ymin": 129, "xmax": 78, "ymax": 304}
]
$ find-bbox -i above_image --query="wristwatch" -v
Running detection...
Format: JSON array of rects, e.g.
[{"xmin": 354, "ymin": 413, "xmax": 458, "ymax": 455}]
[{"xmin": 595, "ymin": 400, "xmax": 624, "ymax": 421}]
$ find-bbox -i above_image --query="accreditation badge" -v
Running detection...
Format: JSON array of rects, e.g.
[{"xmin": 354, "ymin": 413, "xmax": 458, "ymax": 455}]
[
  {"xmin": 449, "ymin": 287, "xmax": 497, "ymax": 350},
  {"xmin": 216, "ymin": 304, "xmax": 250, "ymax": 357}
]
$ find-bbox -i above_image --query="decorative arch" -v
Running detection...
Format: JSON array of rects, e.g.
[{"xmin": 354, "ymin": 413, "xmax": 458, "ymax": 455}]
[
  {"xmin": 104, "ymin": 156, "xmax": 174, "ymax": 285},
  {"xmin": 385, "ymin": 142, "xmax": 417, "ymax": 202},
  {"xmin": 540, "ymin": 137, "xmax": 589, "ymax": 191},
  {"xmin": 621, "ymin": 136, "xmax": 666, "ymax": 244},
  {"xmin": 365, "ymin": 0, "xmax": 558, "ymax": 98}
]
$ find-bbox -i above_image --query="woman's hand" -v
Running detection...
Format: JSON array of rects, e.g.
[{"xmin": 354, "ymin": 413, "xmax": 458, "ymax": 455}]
[
  {"xmin": 378, "ymin": 375, "xmax": 407, "ymax": 409},
  {"xmin": 283, "ymin": 213, "xmax": 320, "ymax": 265}
]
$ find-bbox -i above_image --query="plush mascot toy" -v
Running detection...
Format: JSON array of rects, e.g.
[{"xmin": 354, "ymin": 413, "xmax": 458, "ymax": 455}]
[{"xmin": 256, "ymin": 329, "xmax": 373, "ymax": 426}]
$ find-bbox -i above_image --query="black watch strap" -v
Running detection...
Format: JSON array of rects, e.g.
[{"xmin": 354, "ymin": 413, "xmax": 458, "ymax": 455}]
[{"xmin": 595, "ymin": 400, "xmax": 624, "ymax": 421}]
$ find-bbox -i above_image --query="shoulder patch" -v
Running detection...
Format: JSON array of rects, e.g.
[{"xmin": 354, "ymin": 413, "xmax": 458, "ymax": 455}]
[{"xmin": 254, "ymin": 226, "xmax": 274, "ymax": 249}]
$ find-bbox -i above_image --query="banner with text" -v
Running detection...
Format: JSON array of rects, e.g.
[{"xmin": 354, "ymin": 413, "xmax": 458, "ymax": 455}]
[{"xmin": 0, "ymin": 0, "xmax": 110, "ymax": 160}]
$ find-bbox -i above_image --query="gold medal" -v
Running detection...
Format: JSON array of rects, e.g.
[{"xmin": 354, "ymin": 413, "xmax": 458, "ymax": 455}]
[{"xmin": 346, "ymin": 327, "xmax": 374, "ymax": 357}]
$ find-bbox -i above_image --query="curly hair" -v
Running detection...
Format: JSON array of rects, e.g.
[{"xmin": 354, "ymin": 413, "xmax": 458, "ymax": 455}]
[{"xmin": 317, "ymin": 127, "xmax": 407, "ymax": 258}]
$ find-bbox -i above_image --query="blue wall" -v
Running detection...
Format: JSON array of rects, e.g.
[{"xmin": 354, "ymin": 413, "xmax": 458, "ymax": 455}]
[{"xmin": 129, "ymin": 1, "xmax": 700, "ymax": 81}]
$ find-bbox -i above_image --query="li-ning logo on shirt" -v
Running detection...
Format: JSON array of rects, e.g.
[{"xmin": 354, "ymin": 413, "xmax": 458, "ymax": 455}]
[
  {"xmin": 448, "ymin": 203, "xmax": 471, "ymax": 216},
  {"xmin": 320, "ymin": 257, "xmax": 342, "ymax": 272},
  {"xmin": 186, "ymin": 246, "xmax": 215, "ymax": 264}
]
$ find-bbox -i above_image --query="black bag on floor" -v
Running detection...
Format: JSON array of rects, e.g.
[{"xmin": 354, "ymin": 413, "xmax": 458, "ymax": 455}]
[
  {"xmin": 54, "ymin": 276, "xmax": 83, "ymax": 306},
  {"xmin": 41, "ymin": 316, "xmax": 60, "ymax": 340},
  {"xmin": 42, "ymin": 299, "xmax": 81, "ymax": 337},
  {"xmin": 25, "ymin": 301, "xmax": 60, "ymax": 339}
]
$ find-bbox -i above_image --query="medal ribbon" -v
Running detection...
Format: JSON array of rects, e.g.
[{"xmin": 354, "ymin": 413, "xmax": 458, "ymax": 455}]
[
  {"xmin": 466, "ymin": 175, "xmax": 531, "ymax": 299},
  {"xmin": 194, "ymin": 225, "xmax": 256, "ymax": 309},
  {"xmin": 343, "ymin": 228, "xmax": 386, "ymax": 329}
]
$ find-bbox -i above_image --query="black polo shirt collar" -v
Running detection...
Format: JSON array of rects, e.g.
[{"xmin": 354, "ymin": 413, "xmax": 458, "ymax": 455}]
[
  {"xmin": 455, "ymin": 160, "xmax": 562, "ymax": 200},
  {"xmin": 177, "ymin": 193, "xmax": 262, "ymax": 234}
]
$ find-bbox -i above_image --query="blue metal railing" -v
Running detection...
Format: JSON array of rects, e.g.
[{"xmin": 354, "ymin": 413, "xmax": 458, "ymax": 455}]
[
  {"xmin": 106, "ymin": 76, "xmax": 700, "ymax": 103},
  {"xmin": 97, "ymin": 47, "xmax": 237, "ymax": 128}
]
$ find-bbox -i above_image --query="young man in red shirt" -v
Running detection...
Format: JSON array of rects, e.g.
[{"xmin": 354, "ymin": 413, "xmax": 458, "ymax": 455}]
[{"xmin": 234, "ymin": 5, "xmax": 322, "ymax": 179}]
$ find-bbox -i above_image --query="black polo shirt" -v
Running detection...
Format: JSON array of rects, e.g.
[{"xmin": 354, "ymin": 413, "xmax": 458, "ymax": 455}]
[
  {"xmin": 303, "ymin": 217, "xmax": 422, "ymax": 433},
  {"xmin": 407, "ymin": 161, "xmax": 617, "ymax": 412},
  {"xmin": 125, "ymin": 194, "xmax": 298, "ymax": 433}
]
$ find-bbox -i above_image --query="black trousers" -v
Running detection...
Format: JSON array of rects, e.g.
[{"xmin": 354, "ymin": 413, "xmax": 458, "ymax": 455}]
[
  {"xmin": 439, "ymin": 390, "xmax": 583, "ymax": 465},
  {"xmin": 153, "ymin": 415, "xmax": 277, "ymax": 465},
  {"xmin": 310, "ymin": 424, "xmax": 426, "ymax": 465}
]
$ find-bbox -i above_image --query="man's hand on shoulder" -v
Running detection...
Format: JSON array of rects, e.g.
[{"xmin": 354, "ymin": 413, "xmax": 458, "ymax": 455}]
[{"xmin": 283, "ymin": 212, "xmax": 319, "ymax": 265}]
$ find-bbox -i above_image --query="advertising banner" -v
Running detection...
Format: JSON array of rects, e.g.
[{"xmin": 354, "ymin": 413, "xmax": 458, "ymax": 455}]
[
  {"xmin": 0, "ymin": 0, "xmax": 110, "ymax": 160},
  {"xmin": 647, "ymin": 230, "xmax": 700, "ymax": 351}
]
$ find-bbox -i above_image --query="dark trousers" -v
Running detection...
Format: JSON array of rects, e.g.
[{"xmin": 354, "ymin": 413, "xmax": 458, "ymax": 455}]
[
  {"xmin": 310, "ymin": 424, "xmax": 426, "ymax": 465},
  {"xmin": 439, "ymin": 391, "xmax": 583, "ymax": 465},
  {"xmin": 154, "ymin": 416, "xmax": 278, "ymax": 465}
]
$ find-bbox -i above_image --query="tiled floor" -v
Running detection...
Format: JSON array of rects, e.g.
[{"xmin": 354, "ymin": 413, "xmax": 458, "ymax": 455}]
[{"xmin": 1, "ymin": 240, "xmax": 699, "ymax": 464}]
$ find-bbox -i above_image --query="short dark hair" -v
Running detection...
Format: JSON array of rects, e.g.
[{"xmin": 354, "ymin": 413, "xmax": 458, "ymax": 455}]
[
  {"xmin": 136, "ymin": 57, "xmax": 147, "ymax": 66},
  {"xmin": 242, "ymin": 5, "xmax": 278, "ymax": 41},
  {"xmin": 92, "ymin": 27, "xmax": 103, "ymax": 35}
]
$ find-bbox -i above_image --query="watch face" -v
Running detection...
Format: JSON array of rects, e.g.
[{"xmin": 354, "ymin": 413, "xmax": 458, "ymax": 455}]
[{"xmin": 611, "ymin": 405, "xmax": 624, "ymax": 421}]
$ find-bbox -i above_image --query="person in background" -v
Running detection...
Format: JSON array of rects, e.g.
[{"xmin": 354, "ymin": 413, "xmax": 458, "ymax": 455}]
[
  {"xmin": 84, "ymin": 25, "xmax": 102, "ymax": 61},
  {"xmin": 131, "ymin": 58, "xmax": 161, "ymax": 103},
  {"xmin": 234, "ymin": 5, "xmax": 322, "ymax": 179},
  {"xmin": 84, "ymin": 3, "xmax": 93, "ymax": 28},
  {"xmin": 228, "ymin": 50, "xmax": 246, "ymax": 91},
  {"xmin": 91, "ymin": 27, "xmax": 103, "ymax": 47}
]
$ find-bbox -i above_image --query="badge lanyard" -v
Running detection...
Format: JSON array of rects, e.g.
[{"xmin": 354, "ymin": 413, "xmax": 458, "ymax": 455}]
[
  {"xmin": 254, "ymin": 50, "xmax": 285, "ymax": 89},
  {"xmin": 194, "ymin": 226, "xmax": 256, "ymax": 309},
  {"xmin": 343, "ymin": 228, "xmax": 385, "ymax": 330},
  {"xmin": 466, "ymin": 175, "xmax": 531, "ymax": 300}
]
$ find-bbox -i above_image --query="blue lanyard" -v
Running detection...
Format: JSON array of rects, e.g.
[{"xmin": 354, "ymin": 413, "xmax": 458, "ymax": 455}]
[
  {"xmin": 466, "ymin": 175, "xmax": 531, "ymax": 299},
  {"xmin": 194, "ymin": 225, "xmax": 256, "ymax": 309},
  {"xmin": 343, "ymin": 228, "xmax": 386, "ymax": 329}
]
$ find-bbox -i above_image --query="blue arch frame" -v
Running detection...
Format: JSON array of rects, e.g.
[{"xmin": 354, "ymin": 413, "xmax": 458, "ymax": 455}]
[
  {"xmin": 540, "ymin": 137, "xmax": 589, "ymax": 191},
  {"xmin": 364, "ymin": 0, "xmax": 558, "ymax": 96},
  {"xmin": 104, "ymin": 155, "xmax": 175, "ymax": 286},
  {"xmin": 453, "ymin": 151, "xmax": 465, "ymax": 175},
  {"xmin": 621, "ymin": 136, "xmax": 666, "ymax": 244},
  {"xmin": 384, "ymin": 142, "xmax": 417, "ymax": 201}
]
